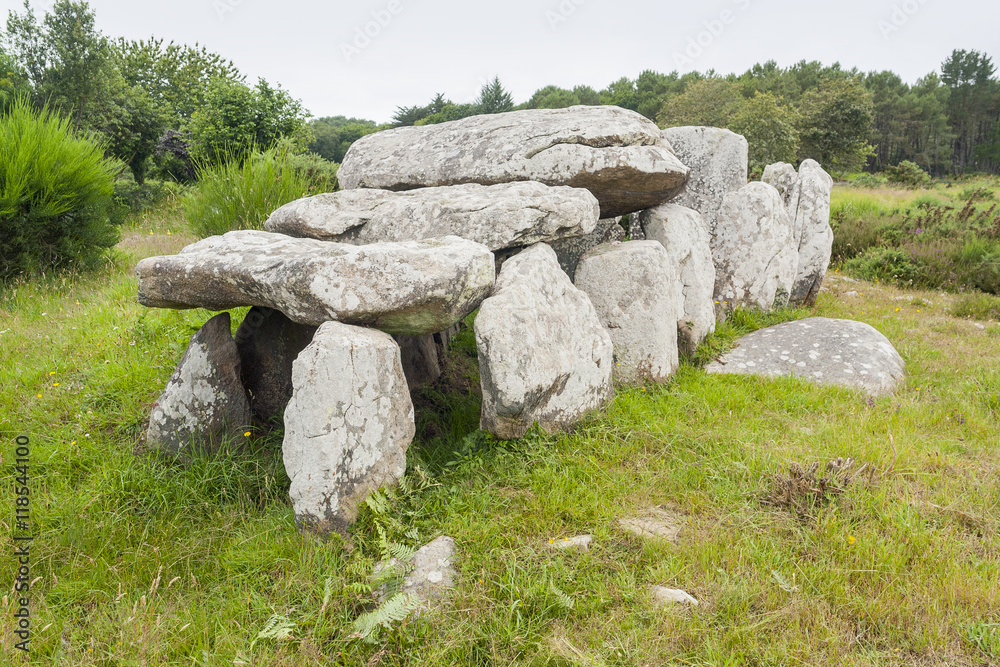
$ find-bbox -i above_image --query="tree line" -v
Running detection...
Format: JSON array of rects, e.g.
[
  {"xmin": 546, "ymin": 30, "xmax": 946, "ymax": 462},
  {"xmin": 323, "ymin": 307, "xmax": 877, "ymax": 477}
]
[{"xmin": 2, "ymin": 1, "xmax": 996, "ymax": 185}]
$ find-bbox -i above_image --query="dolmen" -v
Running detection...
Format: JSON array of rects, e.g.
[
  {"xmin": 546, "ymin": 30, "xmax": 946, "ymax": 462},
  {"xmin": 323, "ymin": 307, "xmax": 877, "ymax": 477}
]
[{"xmin": 135, "ymin": 105, "xmax": 860, "ymax": 535}]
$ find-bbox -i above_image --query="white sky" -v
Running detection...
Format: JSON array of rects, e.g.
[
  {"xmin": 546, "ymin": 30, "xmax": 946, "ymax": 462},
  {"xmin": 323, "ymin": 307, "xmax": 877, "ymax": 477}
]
[{"xmin": 4, "ymin": 0, "xmax": 999, "ymax": 123}]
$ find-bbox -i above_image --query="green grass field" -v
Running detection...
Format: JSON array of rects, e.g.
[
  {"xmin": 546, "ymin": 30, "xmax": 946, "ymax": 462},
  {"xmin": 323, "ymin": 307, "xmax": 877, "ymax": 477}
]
[{"xmin": 1, "ymin": 195, "xmax": 999, "ymax": 665}]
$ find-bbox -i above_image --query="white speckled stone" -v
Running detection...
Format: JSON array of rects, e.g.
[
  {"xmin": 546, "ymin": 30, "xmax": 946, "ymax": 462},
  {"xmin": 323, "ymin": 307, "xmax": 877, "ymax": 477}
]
[
  {"xmin": 575, "ymin": 241, "xmax": 681, "ymax": 384},
  {"xmin": 712, "ymin": 182, "xmax": 798, "ymax": 312},
  {"xmin": 638, "ymin": 203, "xmax": 717, "ymax": 355},
  {"xmin": 551, "ymin": 535, "xmax": 593, "ymax": 551},
  {"xmin": 282, "ymin": 322, "xmax": 414, "ymax": 535},
  {"xmin": 338, "ymin": 106, "xmax": 689, "ymax": 218},
  {"xmin": 136, "ymin": 231, "xmax": 495, "ymax": 335},
  {"xmin": 661, "ymin": 126, "xmax": 748, "ymax": 233},
  {"xmin": 144, "ymin": 313, "xmax": 250, "ymax": 456},
  {"xmin": 618, "ymin": 507, "xmax": 684, "ymax": 543},
  {"xmin": 789, "ymin": 160, "xmax": 834, "ymax": 307},
  {"xmin": 475, "ymin": 243, "xmax": 614, "ymax": 440},
  {"xmin": 375, "ymin": 536, "xmax": 457, "ymax": 608},
  {"xmin": 705, "ymin": 318, "xmax": 905, "ymax": 397},
  {"xmin": 264, "ymin": 182, "xmax": 601, "ymax": 252},
  {"xmin": 650, "ymin": 586, "xmax": 699, "ymax": 606},
  {"xmin": 762, "ymin": 162, "xmax": 801, "ymax": 224}
]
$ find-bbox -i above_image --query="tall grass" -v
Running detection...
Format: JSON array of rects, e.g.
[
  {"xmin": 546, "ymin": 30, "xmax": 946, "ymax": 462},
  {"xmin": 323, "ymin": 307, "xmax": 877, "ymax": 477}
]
[
  {"xmin": 0, "ymin": 97, "xmax": 120, "ymax": 281},
  {"xmin": 182, "ymin": 145, "xmax": 334, "ymax": 238}
]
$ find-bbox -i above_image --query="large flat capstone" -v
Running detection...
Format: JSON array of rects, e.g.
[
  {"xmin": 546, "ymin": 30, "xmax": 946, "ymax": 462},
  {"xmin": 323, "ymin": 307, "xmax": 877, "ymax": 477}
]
[
  {"xmin": 136, "ymin": 231, "xmax": 495, "ymax": 335},
  {"xmin": 264, "ymin": 182, "xmax": 601, "ymax": 252},
  {"xmin": 705, "ymin": 318, "xmax": 906, "ymax": 397},
  {"xmin": 475, "ymin": 243, "xmax": 614, "ymax": 439},
  {"xmin": 337, "ymin": 106, "xmax": 689, "ymax": 218},
  {"xmin": 282, "ymin": 321, "xmax": 415, "ymax": 535}
]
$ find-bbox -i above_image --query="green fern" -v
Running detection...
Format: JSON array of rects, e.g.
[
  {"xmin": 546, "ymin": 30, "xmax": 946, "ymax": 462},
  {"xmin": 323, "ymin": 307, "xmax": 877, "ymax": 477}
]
[
  {"xmin": 350, "ymin": 593, "xmax": 421, "ymax": 643},
  {"xmin": 249, "ymin": 613, "xmax": 296, "ymax": 651}
]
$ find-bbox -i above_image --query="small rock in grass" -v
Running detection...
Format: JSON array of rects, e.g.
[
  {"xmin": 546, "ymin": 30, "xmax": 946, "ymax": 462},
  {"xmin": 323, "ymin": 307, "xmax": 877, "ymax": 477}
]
[
  {"xmin": 550, "ymin": 535, "xmax": 593, "ymax": 551},
  {"xmin": 844, "ymin": 291, "xmax": 860, "ymax": 298},
  {"xmin": 650, "ymin": 585, "xmax": 699, "ymax": 606},
  {"xmin": 376, "ymin": 536, "xmax": 457, "ymax": 607},
  {"xmin": 618, "ymin": 507, "xmax": 683, "ymax": 542}
]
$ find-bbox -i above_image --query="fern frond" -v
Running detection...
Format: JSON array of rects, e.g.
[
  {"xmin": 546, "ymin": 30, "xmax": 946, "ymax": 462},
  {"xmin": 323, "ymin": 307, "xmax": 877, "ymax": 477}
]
[{"xmin": 350, "ymin": 593, "xmax": 420, "ymax": 643}]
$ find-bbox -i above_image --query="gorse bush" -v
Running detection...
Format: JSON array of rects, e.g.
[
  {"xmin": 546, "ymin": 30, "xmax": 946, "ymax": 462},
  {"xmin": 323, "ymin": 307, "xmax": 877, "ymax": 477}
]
[
  {"xmin": 183, "ymin": 144, "xmax": 334, "ymax": 238},
  {"xmin": 885, "ymin": 160, "xmax": 931, "ymax": 188},
  {"xmin": 0, "ymin": 98, "xmax": 120, "ymax": 281}
]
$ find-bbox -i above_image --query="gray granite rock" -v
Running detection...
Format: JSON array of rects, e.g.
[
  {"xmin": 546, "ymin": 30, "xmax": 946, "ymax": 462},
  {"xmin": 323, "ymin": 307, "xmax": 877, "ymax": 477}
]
[
  {"xmin": 475, "ymin": 243, "xmax": 614, "ymax": 439},
  {"xmin": 762, "ymin": 162, "xmax": 801, "ymax": 223},
  {"xmin": 338, "ymin": 106, "xmax": 689, "ymax": 218},
  {"xmin": 234, "ymin": 307, "xmax": 317, "ymax": 424},
  {"xmin": 264, "ymin": 182, "xmax": 601, "ymax": 252},
  {"xmin": 639, "ymin": 203, "xmax": 717, "ymax": 355},
  {"xmin": 136, "ymin": 231, "xmax": 495, "ymax": 335},
  {"xmin": 789, "ymin": 160, "xmax": 834, "ymax": 307},
  {"xmin": 661, "ymin": 126, "xmax": 748, "ymax": 232},
  {"xmin": 575, "ymin": 241, "xmax": 681, "ymax": 384},
  {"xmin": 282, "ymin": 322, "xmax": 415, "ymax": 535},
  {"xmin": 650, "ymin": 586, "xmax": 699, "ymax": 606},
  {"xmin": 712, "ymin": 182, "xmax": 798, "ymax": 312},
  {"xmin": 394, "ymin": 333, "xmax": 442, "ymax": 388},
  {"xmin": 705, "ymin": 318, "xmax": 905, "ymax": 396},
  {"xmin": 618, "ymin": 507, "xmax": 684, "ymax": 543},
  {"xmin": 548, "ymin": 218, "xmax": 626, "ymax": 281},
  {"xmin": 144, "ymin": 313, "xmax": 250, "ymax": 456}
]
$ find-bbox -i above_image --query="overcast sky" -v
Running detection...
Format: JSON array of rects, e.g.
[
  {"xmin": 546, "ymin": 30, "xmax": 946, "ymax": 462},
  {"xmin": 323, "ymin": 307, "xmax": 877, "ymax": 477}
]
[{"xmin": 4, "ymin": 0, "xmax": 998, "ymax": 123}]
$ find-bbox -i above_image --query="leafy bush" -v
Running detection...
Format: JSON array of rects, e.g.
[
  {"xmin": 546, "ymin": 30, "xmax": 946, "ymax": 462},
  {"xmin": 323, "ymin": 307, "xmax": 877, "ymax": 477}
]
[
  {"xmin": 183, "ymin": 145, "xmax": 334, "ymax": 238},
  {"xmin": 885, "ymin": 160, "xmax": 931, "ymax": 188},
  {"xmin": 844, "ymin": 247, "xmax": 926, "ymax": 285},
  {"xmin": 112, "ymin": 178, "xmax": 184, "ymax": 216},
  {"xmin": 0, "ymin": 98, "xmax": 120, "ymax": 281},
  {"xmin": 849, "ymin": 173, "xmax": 888, "ymax": 188}
]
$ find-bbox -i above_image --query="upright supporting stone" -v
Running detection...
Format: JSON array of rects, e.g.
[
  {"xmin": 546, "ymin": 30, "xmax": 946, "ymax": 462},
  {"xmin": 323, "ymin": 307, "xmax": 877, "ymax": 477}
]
[
  {"xmin": 575, "ymin": 241, "xmax": 681, "ymax": 384},
  {"xmin": 547, "ymin": 218, "xmax": 626, "ymax": 280},
  {"xmin": 790, "ymin": 160, "xmax": 834, "ymax": 307},
  {"xmin": 143, "ymin": 313, "xmax": 250, "ymax": 457},
  {"xmin": 282, "ymin": 322, "xmax": 415, "ymax": 535},
  {"xmin": 639, "ymin": 203, "xmax": 717, "ymax": 355},
  {"xmin": 476, "ymin": 243, "xmax": 614, "ymax": 439},
  {"xmin": 661, "ymin": 126, "xmax": 748, "ymax": 233},
  {"xmin": 234, "ymin": 307, "xmax": 317, "ymax": 425},
  {"xmin": 712, "ymin": 182, "xmax": 798, "ymax": 313}
]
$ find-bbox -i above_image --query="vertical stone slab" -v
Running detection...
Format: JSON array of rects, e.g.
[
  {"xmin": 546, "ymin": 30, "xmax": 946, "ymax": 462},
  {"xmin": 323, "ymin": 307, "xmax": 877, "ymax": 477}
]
[
  {"xmin": 475, "ymin": 243, "xmax": 614, "ymax": 440},
  {"xmin": 575, "ymin": 241, "xmax": 681, "ymax": 384},
  {"xmin": 282, "ymin": 322, "xmax": 415, "ymax": 535}
]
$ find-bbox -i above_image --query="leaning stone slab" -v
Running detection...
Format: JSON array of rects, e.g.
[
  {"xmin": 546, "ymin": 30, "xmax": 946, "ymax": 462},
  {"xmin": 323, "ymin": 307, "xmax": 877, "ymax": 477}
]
[
  {"xmin": 338, "ymin": 106, "xmax": 689, "ymax": 218},
  {"xmin": 234, "ymin": 307, "xmax": 317, "ymax": 425},
  {"xmin": 475, "ymin": 243, "xmax": 614, "ymax": 440},
  {"xmin": 394, "ymin": 333, "xmax": 442, "ymax": 388},
  {"xmin": 713, "ymin": 182, "xmax": 798, "ymax": 312},
  {"xmin": 705, "ymin": 318, "xmax": 906, "ymax": 397},
  {"xmin": 283, "ymin": 322, "xmax": 415, "ymax": 535},
  {"xmin": 789, "ymin": 160, "xmax": 834, "ymax": 307},
  {"xmin": 575, "ymin": 241, "xmax": 681, "ymax": 384},
  {"xmin": 265, "ymin": 182, "xmax": 601, "ymax": 252},
  {"xmin": 136, "ymin": 231, "xmax": 495, "ymax": 335},
  {"xmin": 639, "ymin": 203, "xmax": 717, "ymax": 355},
  {"xmin": 144, "ymin": 312, "xmax": 250, "ymax": 457},
  {"xmin": 661, "ymin": 126, "xmax": 748, "ymax": 232}
]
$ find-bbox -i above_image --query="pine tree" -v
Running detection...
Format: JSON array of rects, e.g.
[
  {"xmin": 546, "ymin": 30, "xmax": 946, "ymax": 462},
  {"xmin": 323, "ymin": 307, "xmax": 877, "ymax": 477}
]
[{"xmin": 476, "ymin": 76, "xmax": 514, "ymax": 115}]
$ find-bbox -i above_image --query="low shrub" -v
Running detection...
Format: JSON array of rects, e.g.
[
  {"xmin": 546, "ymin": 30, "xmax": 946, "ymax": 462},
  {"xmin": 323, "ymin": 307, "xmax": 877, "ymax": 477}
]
[
  {"xmin": 849, "ymin": 172, "xmax": 888, "ymax": 188},
  {"xmin": 183, "ymin": 145, "xmax": 335, "ymax": 238},
  {"xmin": 951, "ymin": 292, "xmax": 1000, "ymax": 320},
  {"xmin": 112, "ymin": 178, "xmax": 185, "ymax": 216},
  {"xmin": 957, "ymin": 186, "xmax": 995, "ymax": 203},
  {"xmin": 0, "ymin": 98, "xmax": 120, "ymax": 281},
  {"xmin": 844, "ymin": 247, "xmax": 926, "ymax": 286},
  {"xmin": 885, "ymin": 160, "xmax": 931, "ymax": 188}
]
